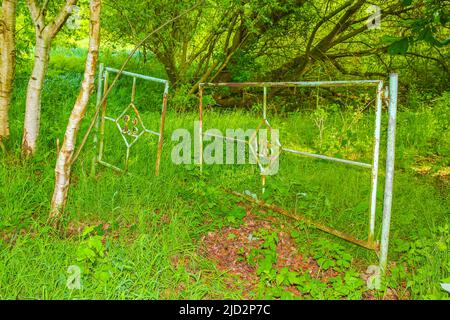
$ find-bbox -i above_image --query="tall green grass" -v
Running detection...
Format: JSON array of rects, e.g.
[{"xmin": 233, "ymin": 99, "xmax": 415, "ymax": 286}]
[{"xmin": 0, "ymin": 48, "xmax": 448, "ymax": 299}]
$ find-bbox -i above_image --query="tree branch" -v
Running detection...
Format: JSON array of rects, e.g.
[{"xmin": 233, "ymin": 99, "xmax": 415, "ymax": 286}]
[
  {"xmin": 26, "ymin": 0, "xmax": 43, "ymax": 29},
  {"xmin": 47, "ymin": 0, "xmax": 78, "ymax": 38}
]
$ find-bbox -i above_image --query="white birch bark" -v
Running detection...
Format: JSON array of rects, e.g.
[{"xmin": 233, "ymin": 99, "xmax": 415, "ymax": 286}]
[
  {"xmin": 22, "ymin": 36, "xmax": 50, "ymax": 153},
  {"xmin": 0, "ymin": 0, "xmax": 17, "ymax": 142},
  {"xmin": 50, "ymin": 0, "xmax": 101, "ymax": 224},
  {"xmin": 22, "ymin": 0, "xmax": 78, "ymax": 156}
]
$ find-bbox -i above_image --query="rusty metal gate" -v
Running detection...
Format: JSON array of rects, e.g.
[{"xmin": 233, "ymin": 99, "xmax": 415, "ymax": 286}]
[
  {"xmin": 92, "ymin": 64, "xmax": 169, "ymax": 176},
  {"xmin": 198, "ymin": 74, "xmax": 398, "ymax": 272}
]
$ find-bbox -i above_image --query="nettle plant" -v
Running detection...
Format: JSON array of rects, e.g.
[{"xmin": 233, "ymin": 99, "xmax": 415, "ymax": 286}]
[
  {"xmin": 246, "ymin": 231, "xmax": 366, "ymax": 300},
  {"xmin": 388, "ymin": 224, "xmax": 450, "ymax": 300},
  {"xmin": 312, "ymin": 239, "xmax": 352, "ymax": 271},
  {"xmin": 75, "ymin": 226, "xmax": 113, "ymax": 284}
]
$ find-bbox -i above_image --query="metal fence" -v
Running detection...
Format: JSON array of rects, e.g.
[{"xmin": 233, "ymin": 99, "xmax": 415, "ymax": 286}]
[
  {"xmin": 198, "ymin": 74, "xmax": 398, "ymax": 272},
  {"xmin": 92, "ymin": 64, "xmax": 169, "ymax": 176}
]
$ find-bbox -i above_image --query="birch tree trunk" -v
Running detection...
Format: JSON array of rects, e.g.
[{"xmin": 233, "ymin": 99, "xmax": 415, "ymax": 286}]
[
  {"xmin": 22, "ymin": 0, "xmax": 78, "ymax": 157},
  {"xmin": 22, "ymin": 36, "xmax": 50, "ymax": 154},
  {"xmin": 0, "ymin": 0, "xmax": 17, "ymax": 142},
  {"xmin": 50, "ymin": 0, "xmax": 101, "ymax": 226}
]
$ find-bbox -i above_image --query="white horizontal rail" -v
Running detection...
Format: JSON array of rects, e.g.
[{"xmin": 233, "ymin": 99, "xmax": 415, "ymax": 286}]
[
  {"xmin": 105, "ymin": 67, "xmax": 168, "ymax": 84},
  {"xmin": 282, "ymin": 148, "xmax": 372, "ymax": 168}
]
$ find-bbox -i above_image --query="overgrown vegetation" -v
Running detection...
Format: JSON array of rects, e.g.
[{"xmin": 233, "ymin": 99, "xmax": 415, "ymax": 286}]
[
  {"xmin": 0, "ymin": 48, "xmax": 448, "ymax": 299},
  {"xmin": 0, "ymin": 0, "xmax": 449, "ymax": 300}
]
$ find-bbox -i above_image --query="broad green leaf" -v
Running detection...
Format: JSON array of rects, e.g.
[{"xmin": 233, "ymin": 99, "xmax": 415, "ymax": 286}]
[
  {"xmin": 402, "ymin": 0, "xmax": 413, "ymax": 6},
  {"xmin": 388, "ymin": 38, "xmax": 409, "ymax": 55},
  {"xmin": 381, "ymin": 35, "xmax": 401, "ymax": 44}
]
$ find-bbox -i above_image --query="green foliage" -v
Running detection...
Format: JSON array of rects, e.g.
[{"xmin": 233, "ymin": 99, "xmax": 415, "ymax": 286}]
[
  {"xmin": 313, "ymin": 240, "xmax": 352, "ymax": 272},
  {"xmin": 294, "ymin": 271, "xmax": 365, "ymax": 300},
  {"xmin": 385, "ymin": 37, "xmax": 410, "ymax": 55},
  {"xmin": 224, "ymin": 207, "xmax": 247, "ymax": 227},
  {"xmin": 247, "ymin": 231, "xmax": 301, "ymax": 299},
  {"xmin": 382, "ymin": 0, "xmax": 449, "ymax": 57},
  {"xmin": 75, "ymin": 227, "xmax": 112, "ymax": 283},
  {"xmin": 95, "ymin": 0, "xmax": 450, "ymax": 95},
  {"xmin": 247, "ymin": 231, "xmax": 366, "ymax": 300},
  {"xmin": 1, "ymin": 46, "xmax": 449, "ymax": 300},
  {"xmin": 389, "ymin": 224, "xmax": 450, "ymax": 300}
]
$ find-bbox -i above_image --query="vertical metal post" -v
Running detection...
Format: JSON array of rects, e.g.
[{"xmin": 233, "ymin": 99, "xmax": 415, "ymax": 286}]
[
  {"xmin": 261, "ymin": 86, "xmax": 268, "ymax": 193},
  {"xmin": 380, "ymin": 73, "xmax": 398, "ymax": 272},
  {"xmin": 125, "ymin": 147, "xmax": 130, "ymax": 172},
  {"xmin": 199, "ymin": 86, "xmax": 204, "ymax": 171},
  {"xmin": 261, "ymin": 175, "xmax": 267, "ymax": 194},
  {"xmin": 91, "ymin": 63, "xmax": 104, "ymax": 175},
  {"xmin": 98, "ymin": 70, "xmax": 109, "ymax": 163},
  {"xmin": 368, "ymin": 81, "xmax": 383, "ymax": 243},
  {"xmin": 131, "ymin": 77, "xmax": 137, "ymax": 104},
  {"xmin": 155, "ymin": 82, "xmax": 169, "ymax": 176},
  {"xmin": 263, "ymin": 87, "xmax": 267, "ymax": 120}
]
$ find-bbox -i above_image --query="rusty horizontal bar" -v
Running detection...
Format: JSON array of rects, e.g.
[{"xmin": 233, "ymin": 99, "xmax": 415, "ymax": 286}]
[
  {"xmin": 105, "ymin": 67, "xmax": 168, "ymax": 84},
  {"xmin": 200, "ymin": 80, "xmax": 382, "ymax": 89},
  {"xmin": 227, "ymin": 190, "xmax": 379, "ymax": 251},
  {"xmin": 282, "ymin": 147, "xmax": 372, "ymax": 168}
]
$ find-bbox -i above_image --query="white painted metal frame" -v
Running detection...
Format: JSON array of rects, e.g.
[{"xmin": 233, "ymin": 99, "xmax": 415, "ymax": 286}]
[
  {"xmin": 92, "ymin": 64, "xmax": 169, "ymax": 175},
  {"xmin": 198, "ymin": 74, "xmax": 399, "ymax": 273}
]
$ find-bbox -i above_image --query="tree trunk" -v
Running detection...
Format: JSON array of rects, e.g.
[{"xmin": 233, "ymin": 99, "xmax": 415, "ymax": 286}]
[
  {"xmin": 22, "ymin": 0, "xmax": 78, "ymax": 156},
  {"xmin": 50, "ymin": 0, "xmax": 101, "ymax": 226},
  {"xmin": 0, "ymin": 0, "xmax": 17, "ymax": 142},
  {"xmin": 22, "ymin": 36, "xmax": 51, "ymax": 155}
]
